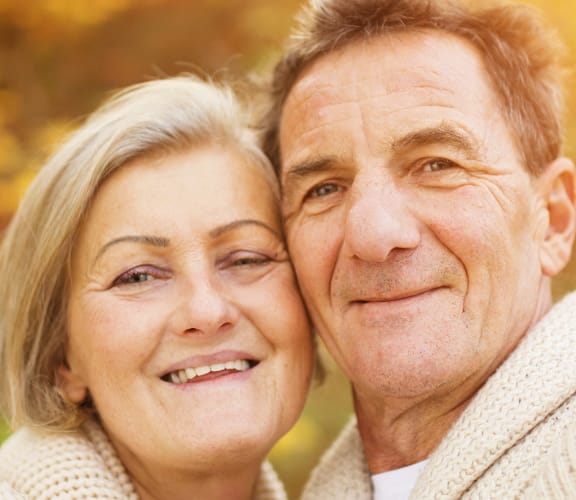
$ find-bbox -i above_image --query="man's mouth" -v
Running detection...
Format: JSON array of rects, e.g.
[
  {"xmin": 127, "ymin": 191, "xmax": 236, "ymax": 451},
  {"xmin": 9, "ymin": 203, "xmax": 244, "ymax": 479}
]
[
  {"xmin": 161, "ymin": 359, "xmax": 258, "ymax": 385},
  {"xmin": 352, "ymin": 287, "xmax": 444, "ymax": 304}
]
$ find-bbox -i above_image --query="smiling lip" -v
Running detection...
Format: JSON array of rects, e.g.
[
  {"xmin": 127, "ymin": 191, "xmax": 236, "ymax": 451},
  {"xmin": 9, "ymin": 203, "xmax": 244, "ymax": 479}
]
[
  {"xmin": 352, "ymin": 287, "xmax": 443, "ymax": 304},
  {"xmin": 160, "ymin": 350, "xmax": 259, "ymax": 385}
]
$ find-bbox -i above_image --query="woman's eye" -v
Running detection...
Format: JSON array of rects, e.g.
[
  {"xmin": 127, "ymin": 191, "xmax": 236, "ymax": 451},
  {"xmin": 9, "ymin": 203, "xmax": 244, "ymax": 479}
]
[
  {"xmin": 231, "ymin": 254, "xmax": 271, "ymax": 267},
  {"xmin": 306, "ymin": 182, "xmax": 341, "ymax": 200},
  {"xmin": 421, "ymin": 158, "xmax": 457, "ymax": 173},
  {"xmin": 112, "ymin": 267, "xmax": 168, "ymax": 287},
  {"xmin": 219, "ymin": 251, "xmax": 276, "ymax": 283}
]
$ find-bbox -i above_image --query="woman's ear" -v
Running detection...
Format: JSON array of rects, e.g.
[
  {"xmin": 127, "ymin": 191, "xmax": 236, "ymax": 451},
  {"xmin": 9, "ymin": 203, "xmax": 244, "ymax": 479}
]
[
  {"xmin": 538, "ymin": 157, "xmax": 576, "ymax": 276},
  {"xmin": 56, "ymin": 363, "xmax": 88, "ymax": 404}
]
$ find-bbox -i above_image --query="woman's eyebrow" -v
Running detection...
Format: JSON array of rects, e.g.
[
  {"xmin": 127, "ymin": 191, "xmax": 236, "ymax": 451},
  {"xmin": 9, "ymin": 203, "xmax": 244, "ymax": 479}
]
[
  {"xmin": 94, "ymin": 235, "xmax": 170, "ymax": 263},
  {"xmin": 208, "ymin": 219, "xmax": 279, "ymax": 239}
]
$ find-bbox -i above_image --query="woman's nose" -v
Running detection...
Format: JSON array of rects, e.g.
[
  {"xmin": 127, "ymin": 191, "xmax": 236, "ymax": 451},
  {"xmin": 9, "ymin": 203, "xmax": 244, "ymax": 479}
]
[{"xmin": 172, "ymin": 275, "xmax": 240, "ymax": 337}]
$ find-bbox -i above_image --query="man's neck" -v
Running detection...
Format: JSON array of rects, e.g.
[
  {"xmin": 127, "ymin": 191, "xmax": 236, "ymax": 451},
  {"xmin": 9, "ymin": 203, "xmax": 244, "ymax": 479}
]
[{"xmin": 354, "ymin": 385, "xmax": 474, "ymax": 474}]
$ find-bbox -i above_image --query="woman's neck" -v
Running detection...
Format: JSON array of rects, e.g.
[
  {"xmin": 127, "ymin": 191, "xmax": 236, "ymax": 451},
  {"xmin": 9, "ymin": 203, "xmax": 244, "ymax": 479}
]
[{"xmin": 132, "ymin": 461, "xmax": 263, "ymax": 500}]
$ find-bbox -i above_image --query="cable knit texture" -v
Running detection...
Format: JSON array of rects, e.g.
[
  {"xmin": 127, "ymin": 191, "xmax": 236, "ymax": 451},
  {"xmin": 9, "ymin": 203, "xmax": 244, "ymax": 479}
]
[
  {"xmin": 301, "ymin": 291, "xmax": 576, "ymax": 499},
  {"xmin": 0, "ymin": 418, "xmax": 287, "ymax": 500},
  {"xmin": 525, "ymin": 421, "xmax": 576, "ymax": 499}
]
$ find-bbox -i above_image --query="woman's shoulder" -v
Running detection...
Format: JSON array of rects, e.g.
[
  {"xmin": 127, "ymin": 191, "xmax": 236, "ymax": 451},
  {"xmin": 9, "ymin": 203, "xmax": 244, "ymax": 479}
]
[
  {"xmin": 0, "ymin": 480, "xmax": 25, "ymax": 500},
  {"xmin": 0, "ymin": 425, "xmax": 100, "ymax": 497},
  {"xmin": 0, "ymin": 424, "xmax": 93, "ymax": 469},
  {"xmin": 0, "ymin": 422, "xmax": 137, "ymax": 499}
]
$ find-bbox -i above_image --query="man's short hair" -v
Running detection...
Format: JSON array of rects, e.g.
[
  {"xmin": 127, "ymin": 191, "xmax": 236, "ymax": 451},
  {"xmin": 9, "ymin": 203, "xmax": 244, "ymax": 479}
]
[{"xmin": 263, "ymin": 0, "xmax": 568, "ymax": 176}]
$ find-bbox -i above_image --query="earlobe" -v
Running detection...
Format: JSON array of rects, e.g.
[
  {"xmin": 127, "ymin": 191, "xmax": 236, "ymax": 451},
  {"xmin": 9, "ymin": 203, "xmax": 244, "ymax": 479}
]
[
  {"xmin": 538, "ymin": 157, "xmax": 576, "ymax": 276},
  {"xmin": 56, "ymin": 364, "xmax": 88, "ymax": 404}
]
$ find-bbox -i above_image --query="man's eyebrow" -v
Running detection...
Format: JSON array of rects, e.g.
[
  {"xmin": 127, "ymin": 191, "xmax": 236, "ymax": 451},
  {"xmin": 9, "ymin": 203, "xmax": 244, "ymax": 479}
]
[
  {"xmin": 209, "ymin": 219, "xmax": 280, "ymax": 239},
  {"xmin": 391, "ymin": 124, "xmax": 482, "ymax": 157},
  {"xmin": 95, "ymin": 235, "xmax": 170, "ymax": 263},
  {"xmin": 283, "ymin": 156, "xmax": 340, "ymax": 181}
]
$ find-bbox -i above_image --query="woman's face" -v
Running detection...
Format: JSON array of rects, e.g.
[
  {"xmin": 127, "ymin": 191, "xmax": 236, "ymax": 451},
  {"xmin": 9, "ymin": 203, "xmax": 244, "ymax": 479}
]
[{"xmin": 61, "ymin": 145, "xmax": 313, "ymax": 478}]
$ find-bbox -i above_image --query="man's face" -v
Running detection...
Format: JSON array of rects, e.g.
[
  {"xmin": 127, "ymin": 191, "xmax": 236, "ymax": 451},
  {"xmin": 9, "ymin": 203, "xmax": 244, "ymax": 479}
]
[{"xmin": 279, "ymin": 32, "xmax": 554, "ymax": 403}]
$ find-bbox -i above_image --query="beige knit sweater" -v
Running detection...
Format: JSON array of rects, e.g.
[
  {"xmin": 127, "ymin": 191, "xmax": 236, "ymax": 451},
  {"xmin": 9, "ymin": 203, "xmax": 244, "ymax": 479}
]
[
  {"xmin": 0, "ymin": 418, "xmax": 287, "ymax": 499},
  {"xmin": 525, "ymin": 420, "xmax": 576, "ymax": 499},
  {"xmin": 301, "ymin": 291, "xmax": 576, "ymax": 499}
]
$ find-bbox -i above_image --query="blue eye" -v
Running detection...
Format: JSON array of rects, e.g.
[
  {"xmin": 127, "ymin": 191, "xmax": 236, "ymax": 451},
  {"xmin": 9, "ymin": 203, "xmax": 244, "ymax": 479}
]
[{"xmin": 307, "ymin": 183, "xmax": 341, "ymax": 199}]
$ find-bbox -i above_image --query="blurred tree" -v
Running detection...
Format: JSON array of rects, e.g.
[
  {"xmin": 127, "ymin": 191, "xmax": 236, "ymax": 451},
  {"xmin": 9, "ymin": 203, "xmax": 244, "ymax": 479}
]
[{"xmin": 0, "ymin": 0, "xmax": 302, "ymax": 214}]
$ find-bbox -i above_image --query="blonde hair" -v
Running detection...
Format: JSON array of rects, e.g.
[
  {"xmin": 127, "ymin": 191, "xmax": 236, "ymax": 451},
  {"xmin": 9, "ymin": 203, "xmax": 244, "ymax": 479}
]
[
  {"xmin": 263, "ymin": 0, "xmax": 568, "ymax": 176},
  {"xmin": 0, "ymin": 75, "xmax": 276, "ymax": 431}
]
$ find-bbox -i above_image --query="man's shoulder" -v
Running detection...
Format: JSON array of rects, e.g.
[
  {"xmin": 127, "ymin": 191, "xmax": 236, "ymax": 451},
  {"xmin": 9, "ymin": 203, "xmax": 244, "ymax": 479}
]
[
  {"xmin": 411, "ymin": 290, "xmax": 576, "ymax": 497},
  {"xmin": 301, "ymin": 416, "xmax": 372, "ymax": 500},
  {"xmin": 525, "ymin": 418, "xmax": 576, "ymax": 498}
]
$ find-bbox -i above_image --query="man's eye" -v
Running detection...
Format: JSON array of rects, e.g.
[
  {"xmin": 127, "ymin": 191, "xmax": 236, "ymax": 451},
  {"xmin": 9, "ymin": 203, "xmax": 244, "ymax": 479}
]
[
  {"xmin": 306, "ymin": 183, "xmax": 341, "ymax": 199},
  {"xmin": 421, "ymin": 158, "xmax": 457, "ymax": 173}
]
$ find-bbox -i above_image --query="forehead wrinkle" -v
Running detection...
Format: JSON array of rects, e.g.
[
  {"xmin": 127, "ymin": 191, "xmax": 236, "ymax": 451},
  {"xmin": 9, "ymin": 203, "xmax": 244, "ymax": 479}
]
[
  {"xmin": 281, "ymin": 99, "xmax": 359, "ymax": 170},
  {"xmin": 287, "ymin": 65, "xmax": 459, "ymax": 136},
  {"xmin": 289, "ymin": 112, "xmax": 358, "ymax": 146}
]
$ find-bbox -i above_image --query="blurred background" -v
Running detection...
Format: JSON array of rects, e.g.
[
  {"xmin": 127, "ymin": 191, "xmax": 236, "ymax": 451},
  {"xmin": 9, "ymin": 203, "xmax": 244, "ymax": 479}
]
[{"xmin": 0, "ymin": 0, "xmax": 575, "ymax": 497}]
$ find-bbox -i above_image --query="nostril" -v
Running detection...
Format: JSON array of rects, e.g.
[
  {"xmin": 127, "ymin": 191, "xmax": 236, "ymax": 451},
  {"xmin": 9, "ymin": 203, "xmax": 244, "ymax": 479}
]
[
  {"xmin": 183, "ymin": 327, "xmax": 201, "ymax": 334},
  {"xmin": 218, "ymin": 322, "xmax": 235, "ymax": 333},
  {"xmin": 181, "ymin": 321, "xmax": 234, "ymax": 335}
]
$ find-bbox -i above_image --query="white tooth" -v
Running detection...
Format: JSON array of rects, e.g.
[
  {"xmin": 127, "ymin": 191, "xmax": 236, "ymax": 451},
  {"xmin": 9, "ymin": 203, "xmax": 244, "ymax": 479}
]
[
  {"xmin": 178, "ymin": 370, "xmax": 188, "ymax": 383},
  {"xmin": 232, "ymin": 359, "xmax": 249, "ymax": 371},
  {"xmin": 170, "ymin": 372, "xmax": 180, "ymax": 384},
  {"xmin": 185, "ymin": 367, "xmax": 197, "ymax": 379},
  {"xmin": 225, "ymin": 360, "xmax": 235, "ymax": 369},
  {"xmin": 239, "ymin": 360, "xmax": 250, "ymax": 371},
  {"xmin": 210, "ymin": 363, "xmax": 226, "ymax": 372},
  {"xmin": 195, "ymin": 365, "xmax": 210, "ymax": 376}
]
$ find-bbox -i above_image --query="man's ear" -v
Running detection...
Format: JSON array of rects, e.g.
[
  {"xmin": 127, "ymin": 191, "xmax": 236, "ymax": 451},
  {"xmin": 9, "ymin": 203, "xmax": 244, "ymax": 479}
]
[
  {"xmin": 56, "ymin": 363, "xmax": 87, "ymax": 404},
  {"xmin": 538, "ymin": 157, "xmax": 576, "ymax": 277}
]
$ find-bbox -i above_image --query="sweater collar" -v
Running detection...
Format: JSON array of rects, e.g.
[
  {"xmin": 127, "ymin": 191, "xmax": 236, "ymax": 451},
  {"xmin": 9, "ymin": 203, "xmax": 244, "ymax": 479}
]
[
  {"xmin": 301, "ymin": 291, "xmax": 576, "ymax": 499},
  {"xmin": 412, "ymin": 291, "xmax": 576, "ymax": 497}
]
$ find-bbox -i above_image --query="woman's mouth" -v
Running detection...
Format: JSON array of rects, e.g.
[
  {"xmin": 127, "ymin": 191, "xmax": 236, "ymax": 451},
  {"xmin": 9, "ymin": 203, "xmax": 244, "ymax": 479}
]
[{"xmin": 161, "ymin": 359, "xmax": 258, "ymax": 384}]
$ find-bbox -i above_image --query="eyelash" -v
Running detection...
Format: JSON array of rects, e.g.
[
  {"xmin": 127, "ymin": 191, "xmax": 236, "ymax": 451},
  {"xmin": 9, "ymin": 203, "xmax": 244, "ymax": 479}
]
[
  {"xmin": 112, "ymin": 266, "xmax": 169, "ymax": 287},
  {"xmin": 305, "ymin": 182, "xmax": 343, "ymax": 200},
  {"xmin": 229, "ymin": 253, "xmax": 271, "ymax": 267},
  {"xmin": 419, "ymin": 157, "xmax": 458, "ymax": 173}
]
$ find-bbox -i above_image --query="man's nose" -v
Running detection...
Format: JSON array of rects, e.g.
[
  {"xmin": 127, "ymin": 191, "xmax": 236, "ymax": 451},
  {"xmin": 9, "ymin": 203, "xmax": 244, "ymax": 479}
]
[{"xmin": 342, "ymin": 175, "xmax": 421, "ymax": 262}]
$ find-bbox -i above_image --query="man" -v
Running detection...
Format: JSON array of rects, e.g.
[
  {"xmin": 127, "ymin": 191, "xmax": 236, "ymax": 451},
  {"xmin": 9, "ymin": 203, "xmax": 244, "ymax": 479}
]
[{"xmin": 263, "ymin": 0, "xmax": 576, "ymax": 498}]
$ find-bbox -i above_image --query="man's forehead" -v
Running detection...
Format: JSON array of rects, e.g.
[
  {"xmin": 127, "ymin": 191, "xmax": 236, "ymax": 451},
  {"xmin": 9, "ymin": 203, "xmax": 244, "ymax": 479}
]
[
  {"xmin": 278, "ymin": 30, "xmax": 516, "ymax": 175},
  {"xmin": 283, "ymin": 30, "xmax": 489, "ymax": 112}
]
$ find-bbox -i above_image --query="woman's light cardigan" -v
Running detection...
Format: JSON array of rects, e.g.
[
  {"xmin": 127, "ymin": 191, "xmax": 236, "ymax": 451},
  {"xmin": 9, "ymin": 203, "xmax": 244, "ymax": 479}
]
[
  {"xmin": 0, "ymin": 418, "xmax": 287, "ymax": 499},
  {"xmin": 301, "ymin": 291, "xmax": 576, "ymax": 499}
]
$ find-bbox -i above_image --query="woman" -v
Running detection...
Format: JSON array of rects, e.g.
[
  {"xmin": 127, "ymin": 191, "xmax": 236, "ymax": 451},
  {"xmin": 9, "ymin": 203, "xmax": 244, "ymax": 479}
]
[{"xmin": 0, "ymin": 75, "xmax": 313, "ymax": 499}]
